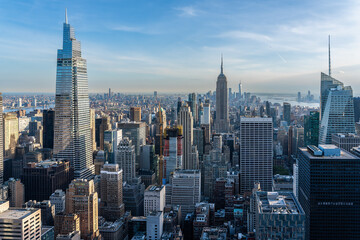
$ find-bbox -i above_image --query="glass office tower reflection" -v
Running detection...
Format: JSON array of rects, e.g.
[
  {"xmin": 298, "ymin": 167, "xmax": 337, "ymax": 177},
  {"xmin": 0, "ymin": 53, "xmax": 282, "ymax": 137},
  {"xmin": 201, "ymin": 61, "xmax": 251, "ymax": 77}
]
[
  {"xmin": 53, "ymin": 10, "xmax": 94, "ymax": 179},
  {"xmin": 319, "ymin": 73, "xmax": 355, "ymax": 144}
]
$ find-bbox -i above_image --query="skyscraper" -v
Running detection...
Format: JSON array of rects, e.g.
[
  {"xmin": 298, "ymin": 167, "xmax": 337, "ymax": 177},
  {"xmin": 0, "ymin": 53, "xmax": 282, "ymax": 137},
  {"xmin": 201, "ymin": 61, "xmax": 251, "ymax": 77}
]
[
  {"xmin": 163, "ymin": 126, "xmax": 183, "ymax": 181},
  {"xmin": 115, "ymin": 137, "xmax": 136, "ymax": 182},
  {"xmin": 3, "ymin": 113, "xmax": 19, "ymax": 159},
  {"xmin": 319, "ymin": 37, "xmax": 355, "ymax": 144},
  {"xmin": 0, "ymin": 93, "xmax": 3, "ymax": 185},
  {"xmin": 215, "ymin": 56, "xmax": 229, "ymax": 133},
  {"xmin": 178, "ymin": 104, "xmax": 194, "ymax": 169},
  {"xmin": 298, "ymin": 145, "xmax": 360, "ymax": 239},
  {"xmin": 130, "ymin": 107, "xmax": 141, "ymax": 122},
  {"xmin": 100, "ymin": 163, "xmax": 125, "ymax": 221},
  {"xmin": 283, "ymin": 102, "xmax": 291, "ymax": 125},
  {"xmin": 53, "ymin": 10, "xmax": 94, "ymax": 179},
  {"xmin": 319, "ymin": 73, "xmax": 355, "ymax": 144},
  {"xmin": 240, "ymin": 117, "xmax": 273, "ymax": 193},
  {"xmin": 43, "ymin": 109, "xmax": 55, "ymax": 149},
  {"xmin": 304, "ymin": 111, "xmax": 319, "ymax": 146},
  {"xmin": 66, "ymin": 179, "xmax": 100, "ymax": 240}
]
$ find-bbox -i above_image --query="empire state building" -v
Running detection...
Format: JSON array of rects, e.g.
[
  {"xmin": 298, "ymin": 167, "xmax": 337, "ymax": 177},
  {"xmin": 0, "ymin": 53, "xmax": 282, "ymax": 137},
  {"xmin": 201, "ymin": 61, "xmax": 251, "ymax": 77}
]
[
  {"xmin": 53, "ymin": 10, "xmax": 95, "ymax": 179},
  {"xmin": 215, "ymin": 56, "xmax": 229, "ymax": 133}
]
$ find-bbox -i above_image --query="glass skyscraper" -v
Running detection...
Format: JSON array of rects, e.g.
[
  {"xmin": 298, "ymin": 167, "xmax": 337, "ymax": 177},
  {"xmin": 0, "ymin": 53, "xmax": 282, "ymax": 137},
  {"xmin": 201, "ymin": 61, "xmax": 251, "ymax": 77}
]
[
  {"xmin": 319, "ymin": 72, "xmax": 355, "ymax": 144},
  {"xmin": 53, "ymin": 11, "xmax": 94, "ymax": 179}
]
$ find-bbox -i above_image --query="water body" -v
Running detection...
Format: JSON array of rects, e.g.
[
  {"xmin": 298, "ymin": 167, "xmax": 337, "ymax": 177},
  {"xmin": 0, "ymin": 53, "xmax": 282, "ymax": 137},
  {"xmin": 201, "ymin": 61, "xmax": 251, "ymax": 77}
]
[{"xmin": 4, "ymin": 104, "xmax": 55, "ymax": 113}]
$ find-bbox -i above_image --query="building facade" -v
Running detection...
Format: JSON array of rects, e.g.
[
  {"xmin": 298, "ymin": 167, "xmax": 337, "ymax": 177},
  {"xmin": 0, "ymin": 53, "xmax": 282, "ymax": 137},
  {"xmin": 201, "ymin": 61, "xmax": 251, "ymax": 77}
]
[
  {"xmin": 53, "ymin": 12, "xmax": 94, "ymax": 179},
  {"xmin": 240, "ymin": 117, "xmax": 273, "ymax": 193}
]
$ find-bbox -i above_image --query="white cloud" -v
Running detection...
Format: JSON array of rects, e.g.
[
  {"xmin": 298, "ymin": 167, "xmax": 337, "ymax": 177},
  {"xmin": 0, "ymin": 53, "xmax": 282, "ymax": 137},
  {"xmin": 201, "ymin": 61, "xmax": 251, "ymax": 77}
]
[{"xmin": 175, "ymin": 6, "xmax": 198, "ymax": 17}]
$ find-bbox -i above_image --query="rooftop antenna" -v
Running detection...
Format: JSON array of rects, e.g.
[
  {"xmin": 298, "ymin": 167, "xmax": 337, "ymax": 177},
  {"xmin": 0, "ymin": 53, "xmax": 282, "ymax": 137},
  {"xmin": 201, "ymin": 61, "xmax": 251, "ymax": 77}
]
[
  {"xmin": 328, "ymin": 35, "xmax": 331, "ymax": 76},
  {"xmin": 221, "ymin": 53, "xmax": 223, "ymax": 74},
  {"xmin": 65, "ymin": 8, "xmax": 68, "ymax": 24}
]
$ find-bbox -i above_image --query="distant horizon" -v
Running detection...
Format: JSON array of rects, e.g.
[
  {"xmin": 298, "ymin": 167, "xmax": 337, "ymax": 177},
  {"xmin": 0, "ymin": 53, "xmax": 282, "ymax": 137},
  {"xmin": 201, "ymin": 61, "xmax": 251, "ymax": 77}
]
[{"xmin": 2, "ymin": 0, "xmax": 360, "ymax": 94}]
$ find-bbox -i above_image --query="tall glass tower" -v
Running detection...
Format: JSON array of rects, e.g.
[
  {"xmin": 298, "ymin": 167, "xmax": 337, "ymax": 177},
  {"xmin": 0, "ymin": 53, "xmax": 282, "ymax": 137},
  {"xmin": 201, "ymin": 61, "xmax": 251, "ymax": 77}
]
[
  {"xmin": 54, "ymin": 10, "xmax": 94, "ymax": 179},
  {"xmin": 319, "ymin": 75, "xmax": 355, "ymax": 144}
]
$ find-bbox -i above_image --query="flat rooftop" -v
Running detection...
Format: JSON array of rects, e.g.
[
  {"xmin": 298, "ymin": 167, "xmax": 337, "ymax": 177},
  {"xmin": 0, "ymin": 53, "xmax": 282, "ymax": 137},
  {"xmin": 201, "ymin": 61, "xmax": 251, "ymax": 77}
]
[
  {"xmin": 257, "ymin": 192, "xmax": 304, "ymax": 215},
  {"xmin": 299, "ymin": 147, "xmax": 357, "ymax": 160},
  {"xmin": 0, "ymin": 208, "xmax": 38, "ymax": 220}
]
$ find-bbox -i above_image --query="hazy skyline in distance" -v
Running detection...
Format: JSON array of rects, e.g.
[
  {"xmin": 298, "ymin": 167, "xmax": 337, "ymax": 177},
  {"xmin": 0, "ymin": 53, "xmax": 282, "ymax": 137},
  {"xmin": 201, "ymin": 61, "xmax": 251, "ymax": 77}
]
[{"xmin": 1, "ymin": 0, "xmax": 360, "ymax": 95}]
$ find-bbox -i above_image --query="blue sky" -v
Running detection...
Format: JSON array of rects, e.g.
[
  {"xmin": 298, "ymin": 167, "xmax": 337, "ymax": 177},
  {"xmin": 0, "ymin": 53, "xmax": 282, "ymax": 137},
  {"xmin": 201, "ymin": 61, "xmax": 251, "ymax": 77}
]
[{"xmin": 1, "ymin": 0, "xmax": 360, "ymax": 95}]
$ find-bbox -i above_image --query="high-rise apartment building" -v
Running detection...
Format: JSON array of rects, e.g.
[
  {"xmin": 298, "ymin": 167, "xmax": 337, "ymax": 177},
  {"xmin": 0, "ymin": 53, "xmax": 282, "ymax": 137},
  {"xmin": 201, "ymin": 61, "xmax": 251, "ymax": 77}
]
[
  {"xmin": 240, "ymin": 117, "xmax": 273, "ymax": 193},
  {"xmin": 95, "ymin": 116, "xmax": 111, "ymax": 150},
  {"xmin": 163, "ymin": 126, "xmax": 183, "ymax": 181},
  {"xmin": 298, "ymin": 145, "xmax": 360, "ymax": 239},
  {"xmin": 144, "ymin": 185, "xmax": 165, "ymax": 216},
  {"xmin": 3, "ymin": 113, "xmax": 19, "ymax": 159},
  {"xmin": 319, "ymin": 73, "xmax": 355, "ymax": 144},
  {"xmin": 178, "ymin": 105, "xmax": 194, "ymax": 169},
  {"xmin": 65, "ymin": 179, "xmax": 100, "ymax": 240},
  {"xmin": 22, "ymin": 160, "xmax": 73, "ymax": 201},
  {"xmin": 215, "ymin": 57, "xmax": 229, "ymax": 133},
  {"xmin": 115, "ymin": 138, "xmax": 136, "ymax": 182},
  {"xmin": 170, "ymin": 169, "xmax": 201, "ymax": 216},
  {"xmin": 100, "ymin": 163, "xmax": 125, "ymax": 221},
  {"xmin": 53, "ymin": 11, "xmax": 94, "ymax": 179},
  {"xmin": 201, "ymin": 100, "xmax": 211, "ymax": 125},
  {"xmin": 130, "ymin": 107, "xmax": 141, "ymax": 122},
  {"xmin": 0, "ymin": 201, "xmax": 42, "ymax": 239}
]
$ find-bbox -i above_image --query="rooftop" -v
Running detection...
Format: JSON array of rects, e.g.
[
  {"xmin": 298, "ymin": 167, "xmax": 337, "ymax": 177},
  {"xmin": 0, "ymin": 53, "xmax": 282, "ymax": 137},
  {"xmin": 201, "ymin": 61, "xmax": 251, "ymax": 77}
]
[
  {"xmin": 257, "ymin": 192, "xmax": 304, "ymax": 215},
  {"xmin": 0, "ymin": 208, "xmax": 39, "ymax": 220},
  {"xmin": 300, "ymin": 146, "xmax": 357, "ymax": 159}
]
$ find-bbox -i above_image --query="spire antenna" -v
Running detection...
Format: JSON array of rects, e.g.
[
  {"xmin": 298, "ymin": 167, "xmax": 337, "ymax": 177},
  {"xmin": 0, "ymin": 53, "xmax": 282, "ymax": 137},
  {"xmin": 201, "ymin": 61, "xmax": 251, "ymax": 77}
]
[
  {"xmin": 65, "ymin": 8, "xmax": 68, "ymax": 24},
  {"xmin": 328, "ymin": 35, "xmax": 331, "ymax": 76},
  {"xmin": 221, "ymin": 54, "xmax": 223, "ymax": 74}
]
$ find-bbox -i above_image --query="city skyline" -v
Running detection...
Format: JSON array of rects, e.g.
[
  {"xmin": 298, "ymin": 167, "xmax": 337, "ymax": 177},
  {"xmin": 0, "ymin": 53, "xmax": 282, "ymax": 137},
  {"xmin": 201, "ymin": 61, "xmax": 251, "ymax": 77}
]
[{"xmin": 2, "ymin": 0, "xmax": 360, "ymax": 94}]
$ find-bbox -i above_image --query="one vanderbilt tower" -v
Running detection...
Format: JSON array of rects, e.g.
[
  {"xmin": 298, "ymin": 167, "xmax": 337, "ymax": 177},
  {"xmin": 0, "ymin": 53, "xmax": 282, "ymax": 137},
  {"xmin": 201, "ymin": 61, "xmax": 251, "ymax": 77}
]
[{"xmin": 54, "ymin": 10, "xmax": 95, "ymax": 179}]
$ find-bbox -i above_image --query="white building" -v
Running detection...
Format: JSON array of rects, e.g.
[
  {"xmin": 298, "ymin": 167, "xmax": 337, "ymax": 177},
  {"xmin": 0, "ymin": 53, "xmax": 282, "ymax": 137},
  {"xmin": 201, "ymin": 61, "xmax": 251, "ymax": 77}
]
[
  {"xmin": 115, "ymin": 137, "xmax": 136, "ymax": 182},
  {"xmin": 240, "ymin": 117, "xmax": 273, "ymax": 193},
  {"xmin": 178, "ymin": 105, "xmax": 194, "ymax": 169},
  {"xmin": 0, "ymin": 201, "xmax": 42, "ymax": 239},
  {"xmin": 170, "ymin": 169, "xmax": 201, "ymax": 216},
  {"xmin": 146, "ymin": 211, "xmax": 163, "ymax": 240},
  {"xmin": 50, "ymin": 189, "xmax": 66, "ymax": 214},
  {"xmin": 144, "ymin": 185, "xmax": 165, "ymax": 216}
]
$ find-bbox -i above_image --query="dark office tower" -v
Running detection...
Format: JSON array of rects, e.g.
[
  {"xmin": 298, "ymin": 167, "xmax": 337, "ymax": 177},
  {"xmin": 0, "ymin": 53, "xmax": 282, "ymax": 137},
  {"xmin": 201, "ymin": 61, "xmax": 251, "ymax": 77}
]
[
  {"xmin": 177, "ymin": 98, "xmax": 182, "ymax": 115},
  {"xmin": 0, "ymin": 93, "xmax": 3, "ymax": 185},
  {"xmin": 130, "ymin": 107, "xmax": 141, "ymax": 122},
  {"xmin": 298, "ymin": 145, "xmax": 360, "ymax": 240},
  {"xmin": 53, "ymin": 11, "xmax": 94, "ymax": 179},
  {"xmin": 29, "ymin": 121, "xmax": 41, "ymax": 136},
  {"xmin": 95, "ymin": 116, "xmax": 111, "ymax": 150},
  {"xmin": 304, "ymin": 111, "xmax": 320, "ymax": 146},
  {"xmin": 353, "ymin": 97, "xmax": 360, "ymax": 122},
  {"xmin": 240, "ymin": 117, "xmax": 273, "ymax": 193},
  {"xmin": 21, "ymin": 160, "xmax": 73, "ymax": 201},
  {"xmin": 283, "ymin": 102, "xmax": 291, "ymax": 125},
  {"xmin": 265, "ymin": 101, "xmax": 271, "ymax": 116},
  {"xmin": 188, "ymin": 93, "xmax": 197, "ymax": 125},
  {"xmin": 43, "ymin": 109, "xmax": 55, "ymax": 149},
  {"xmin": 215, "ymin": 56, "xmax": 229, "ymax": 133}
]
